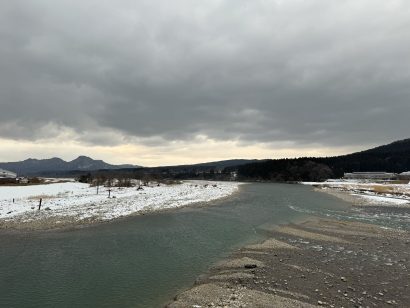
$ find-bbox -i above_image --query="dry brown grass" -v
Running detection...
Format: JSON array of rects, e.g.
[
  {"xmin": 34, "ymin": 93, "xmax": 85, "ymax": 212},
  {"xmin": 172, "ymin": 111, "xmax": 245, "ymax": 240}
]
[
  {"xmin": 370, "ymin": 185, "xmax": 394, "ymax": 193},
  {"xmin": 27, "ymin": 194, "xmax": 56, "ymax": 200}
]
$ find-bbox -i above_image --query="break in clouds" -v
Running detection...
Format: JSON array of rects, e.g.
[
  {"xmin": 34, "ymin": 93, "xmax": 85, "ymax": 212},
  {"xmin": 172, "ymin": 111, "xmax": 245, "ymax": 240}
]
[{"xmin": 1, "ymin": 0, "xmax": 410, "ymax": 149}]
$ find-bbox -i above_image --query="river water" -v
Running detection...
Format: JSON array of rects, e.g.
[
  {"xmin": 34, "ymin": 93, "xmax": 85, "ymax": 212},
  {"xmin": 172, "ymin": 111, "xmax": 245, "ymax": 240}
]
[{"xmin": 0, "ymin": 183, "xmax": 405, "ymax": 308}]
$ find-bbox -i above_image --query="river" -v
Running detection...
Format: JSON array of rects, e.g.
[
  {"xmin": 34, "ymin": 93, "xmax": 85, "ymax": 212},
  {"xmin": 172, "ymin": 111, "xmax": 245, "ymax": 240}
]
[{"xmin": 0, "ymin": 183, "xmax": 400, "ymax": 307}]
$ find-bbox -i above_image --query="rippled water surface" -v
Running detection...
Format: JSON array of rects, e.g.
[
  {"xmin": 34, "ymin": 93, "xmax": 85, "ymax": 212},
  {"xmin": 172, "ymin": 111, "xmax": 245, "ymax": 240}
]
[{"xmin": 0, "ymin": 183, "xmax": 406, "ymax": 308}]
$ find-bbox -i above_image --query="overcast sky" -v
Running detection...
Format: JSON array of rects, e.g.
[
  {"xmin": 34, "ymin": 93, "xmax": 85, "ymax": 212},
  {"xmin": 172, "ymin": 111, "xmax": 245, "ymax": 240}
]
[{"xmin": 1, "ymin": 0, "xmax": 409, "ymax": 166}]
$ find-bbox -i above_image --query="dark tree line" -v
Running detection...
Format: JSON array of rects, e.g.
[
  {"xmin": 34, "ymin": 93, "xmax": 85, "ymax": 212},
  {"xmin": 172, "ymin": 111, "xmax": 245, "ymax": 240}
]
[
  {"xmin": 74, "ymin": 138, "xmax": 410, "ymax": 183},
  {"xmin": 234, "ymin": 159, "xmax": 334, "ymax": 182},
  {"xmin": 235, "ymin": 138, "xmax": 410, "ymax": 182}
]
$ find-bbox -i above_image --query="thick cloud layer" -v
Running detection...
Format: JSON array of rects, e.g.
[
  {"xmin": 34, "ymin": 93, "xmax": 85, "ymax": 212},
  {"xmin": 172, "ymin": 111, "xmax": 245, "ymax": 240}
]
[{"xmin": 1, "ymin": 0, "xmax": 409, "ymax": 149}]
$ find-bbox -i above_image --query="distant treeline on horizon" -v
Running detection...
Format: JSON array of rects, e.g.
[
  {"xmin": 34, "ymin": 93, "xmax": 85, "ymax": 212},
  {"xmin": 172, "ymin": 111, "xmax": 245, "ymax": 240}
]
[
  {"xmin": 59, "ymin": 138, "xmax": 410, "ymax": 183},
  {"xmin": 2, "ymin": 138, "xmax": 410, "ymax": 183}
]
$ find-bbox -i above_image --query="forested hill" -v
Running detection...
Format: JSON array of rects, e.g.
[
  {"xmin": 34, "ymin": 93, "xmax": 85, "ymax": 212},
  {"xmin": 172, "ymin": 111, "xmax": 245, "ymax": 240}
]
[
  {"xmin": 315, "ymin": 138, "xmax": 410, "ymax": 174},
  {"xmin": 235, "ymin": 138, "xmax": 410, "ymax": 182}
]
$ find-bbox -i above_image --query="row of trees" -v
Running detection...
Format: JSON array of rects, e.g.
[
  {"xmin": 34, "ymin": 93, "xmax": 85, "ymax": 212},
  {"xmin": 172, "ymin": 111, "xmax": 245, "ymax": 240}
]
[
  {"xmin": 235, "ymin": 139, "xmax": 410, "ymax": 182},
  {"xmin": 76, "ymin": 172, "xmax": 180, "ymax": 188},
  {"xmin": 235, "ymin": 159, "xmax": 334, "ymax": 182}
]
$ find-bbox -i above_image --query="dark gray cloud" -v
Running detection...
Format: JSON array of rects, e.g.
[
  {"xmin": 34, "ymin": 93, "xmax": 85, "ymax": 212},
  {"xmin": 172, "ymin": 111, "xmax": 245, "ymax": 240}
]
[{"xmin": 1, "ymin": 0, "xmax": 409, "ymax": 149}]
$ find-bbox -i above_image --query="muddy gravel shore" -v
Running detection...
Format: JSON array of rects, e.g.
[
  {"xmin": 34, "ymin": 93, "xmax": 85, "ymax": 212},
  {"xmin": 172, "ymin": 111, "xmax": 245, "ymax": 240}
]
[{"xmin": 167, "ymin": 219, "xmax": 410, "ymax": 307}]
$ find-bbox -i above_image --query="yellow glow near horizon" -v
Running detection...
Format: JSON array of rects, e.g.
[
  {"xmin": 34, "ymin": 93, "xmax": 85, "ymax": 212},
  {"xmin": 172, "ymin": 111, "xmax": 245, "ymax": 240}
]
[{"xmin": 0, "ymin": 137, "xmax": 367, "ymax": 167}]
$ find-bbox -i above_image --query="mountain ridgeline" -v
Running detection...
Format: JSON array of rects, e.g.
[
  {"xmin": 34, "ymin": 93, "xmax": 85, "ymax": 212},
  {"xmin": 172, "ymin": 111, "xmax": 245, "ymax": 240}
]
[
  {"xmin": 1, "ymin": 139, "xmax": 409, "ymax": 181},
  {"xmin": 235, "ymin": 138, "xmax": 410, "ymax": 182},
  {"xmin": 0, "ymin": 156, "xmax": 139, "ymax": 176}
]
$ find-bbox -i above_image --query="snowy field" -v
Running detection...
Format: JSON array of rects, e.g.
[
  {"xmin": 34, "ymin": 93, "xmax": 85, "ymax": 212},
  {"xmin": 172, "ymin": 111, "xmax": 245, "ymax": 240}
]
[
  {"xmin": 0, "ymin": 181, "xmax": 240, "ymax": 225},
  {"xmin": 303, "ymin": 180, "xmax": 410, "ymax": 206}
]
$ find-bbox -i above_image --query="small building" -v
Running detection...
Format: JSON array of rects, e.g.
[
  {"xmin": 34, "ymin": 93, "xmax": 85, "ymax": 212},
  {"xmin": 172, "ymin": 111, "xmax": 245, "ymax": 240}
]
[
  {"xmin": 343, "ymin": 172, "xmax": 398, "ymax": 180},
  {"xmin": 18, "ymin": 177, "xmax": 29, "ymax": 184},
  {"xmin": 230, "ymin": 171, "xmax": 238, "ymax": 180}
]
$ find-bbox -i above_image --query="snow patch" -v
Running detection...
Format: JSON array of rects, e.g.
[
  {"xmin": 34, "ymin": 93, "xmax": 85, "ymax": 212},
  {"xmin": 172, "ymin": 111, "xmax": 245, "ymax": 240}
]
[
  {"xmin": 352, "ymin": 194, "xmax": 410, "ymax": 205},
  {"xmin": 0, "ymin": 181, "xmax": 240, "ymax": 223}
]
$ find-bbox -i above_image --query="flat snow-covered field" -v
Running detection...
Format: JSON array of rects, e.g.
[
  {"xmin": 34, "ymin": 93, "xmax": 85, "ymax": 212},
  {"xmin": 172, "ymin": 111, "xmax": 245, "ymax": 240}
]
[{"xmin": 0, "ymin": 181, "xmax": 240, "ymax": 224}]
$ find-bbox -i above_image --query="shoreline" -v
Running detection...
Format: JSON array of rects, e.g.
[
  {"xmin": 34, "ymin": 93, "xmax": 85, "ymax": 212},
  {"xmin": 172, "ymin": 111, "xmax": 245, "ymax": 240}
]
[
  {"xmin": 0, "ymin": 180, "xmax": 243, "ymax": 232},
  {"xmin": 166, "ymin": 217, "xmax": 410, "ymax": 307},
  {"xmin": 1, "ymin": 189, "xmax": 244, "ymax": 235},
  {"xmin": 302, "ymin": 181, "xmax": 410, "ymax": 208},
  {"xmin": 314, "ymin": 186, "xmax": 410, "ymax": 208}
]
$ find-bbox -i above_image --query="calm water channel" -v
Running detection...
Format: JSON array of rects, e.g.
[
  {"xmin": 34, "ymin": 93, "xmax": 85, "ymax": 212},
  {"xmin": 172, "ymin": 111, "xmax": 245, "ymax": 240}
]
[{"xmin": 0, "ymin": 183, "xmax": 395, "ymax": 308}]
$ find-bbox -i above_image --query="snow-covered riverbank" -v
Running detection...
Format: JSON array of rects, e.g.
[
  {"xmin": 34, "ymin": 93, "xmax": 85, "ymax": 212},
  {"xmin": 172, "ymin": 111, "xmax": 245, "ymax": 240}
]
[
  {"xmin": 0, "ymin": 181, "xmax": 240, "ymax": 229},
  {"xmin": 302, "ymin": 180, "xmax": 410, "ymax": 207}
]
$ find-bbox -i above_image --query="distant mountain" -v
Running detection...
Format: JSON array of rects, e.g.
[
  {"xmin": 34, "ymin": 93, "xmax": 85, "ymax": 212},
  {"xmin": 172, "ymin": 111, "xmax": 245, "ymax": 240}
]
[
  {"xmin": 236, "ymin": 138, "xmax": 410, "ymax": 182},
  {"xmin": 0, "ymin": 156, "xmax": 140, "ymax": 176}
]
